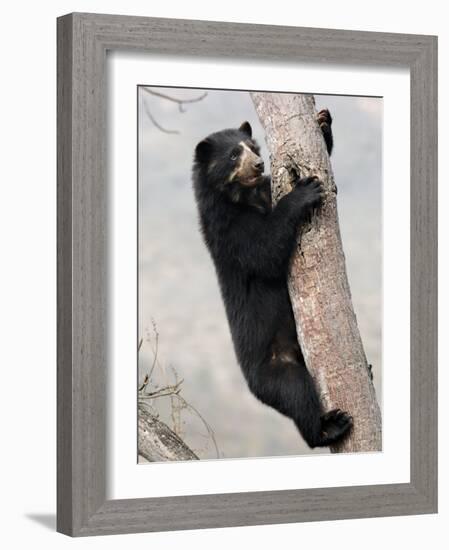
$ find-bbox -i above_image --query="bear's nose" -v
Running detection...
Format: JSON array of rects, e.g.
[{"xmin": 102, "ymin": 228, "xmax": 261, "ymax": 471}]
[{"xmin": 255, "ymin": 160, "xmax": 264, "ymax": 172}]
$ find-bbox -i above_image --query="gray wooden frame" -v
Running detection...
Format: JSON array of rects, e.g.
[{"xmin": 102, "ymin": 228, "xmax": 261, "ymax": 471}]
[{"xmin": 57, "ymin": 12, "xmax": 438, "ymax": 537}]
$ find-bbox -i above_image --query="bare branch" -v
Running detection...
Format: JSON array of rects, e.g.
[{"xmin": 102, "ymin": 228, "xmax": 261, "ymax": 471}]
[
  {"xmin": 147, "ymin": 320, "xmax": 160, "ymax": 381},
  {"xmin": 138, "ymin": 403, "xmax": 198, "ymax": 462},
  {"xmin": 138, "ymin": 374, "xmax": 149, "ymax": 392},
  {"xmin": 142, "ymin": 99, "xmax": 180, "ymax": 134},
  {"xmin": 138, "ymin": 322, "xmax": 220, "ymax": 458},
  {"xmin": 140, "ymin": 87, "xmax": 208, "ymax": 133},
  {"xmin": 141, "ymin": 379, "xmax": 184, "ymax": 398},
  {"xmin": 172, "ymin": 394, "xmax": 220, "ymax": 459},
  {"xmin": 141, "ymin": 87, "xmax": 208, "ymax": 111}
]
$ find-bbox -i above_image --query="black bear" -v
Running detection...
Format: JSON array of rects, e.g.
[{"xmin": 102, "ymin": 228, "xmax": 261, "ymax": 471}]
[{"xmin": 192, "ymin": 109, "xmax": 352, "ymax": 448}]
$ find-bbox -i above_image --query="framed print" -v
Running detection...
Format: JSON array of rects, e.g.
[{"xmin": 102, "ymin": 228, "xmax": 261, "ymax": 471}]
[
  {"xmin": 136, "ymin": 86, "xmax": 382, "ymax": 463},
  {"xmin": 57, "ymin": 13, "xmax": 437, "ymax": 536}
]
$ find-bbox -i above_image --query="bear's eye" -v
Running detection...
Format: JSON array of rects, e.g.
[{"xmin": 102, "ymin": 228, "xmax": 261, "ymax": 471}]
[{"xmin": 230, "ymin": 148, "xmax": 240, "ymax": 161}]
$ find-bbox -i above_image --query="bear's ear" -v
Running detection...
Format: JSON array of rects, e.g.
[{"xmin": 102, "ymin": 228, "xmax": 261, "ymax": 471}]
[
  {"xmin": 239, "ymin": 121, "xmax": 252, "ymax": 138},
  {"xmin": 195, "ymin": 138, "xmax": 213, "ymax": 162}
]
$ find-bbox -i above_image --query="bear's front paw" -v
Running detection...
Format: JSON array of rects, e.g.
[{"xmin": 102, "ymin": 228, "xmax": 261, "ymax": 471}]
[
  {"xmin": 294, "ymin": 175, "xmax": 324, "ymax": 211},
  {"xmin": 317, "ymin": 108, "xmax": 332, "ymax": 130},
  {"xmin": 320, "ymin": 408, "xmax": 353, "ymax": 445},
  {"xmin": 317, "ymin": 109, "xmax": 333, "ymax": 155}
]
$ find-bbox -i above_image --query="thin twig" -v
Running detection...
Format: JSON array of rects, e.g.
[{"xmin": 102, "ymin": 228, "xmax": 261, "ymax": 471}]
[
  {"xmin": 173, "ymin": 394, "xmax": 220, "ymax": 459},
  {"xmin": 141, "ymin": 87, "xmax": 208, "ymax": 112},
  {"xmin": 140, "ymin": 88, "xmax": 208, "ymax": 133},
  {"xmin": 147, "ymin": 320, "xmax": 160, "ymax": 381},
  {"xmin": 142, "ymin": 99, "xmax": 180, "ymax": 134},
  {"xmin": 140, "ymin": 390, "xmax": 181, "ymax": 400},
  {"xmin": 142, "ymin": 379, "xmax": 184, "ymax": 398},
  {"xmin": 138, "ymin": 374, "xmax": 149, "ymax": 392}
]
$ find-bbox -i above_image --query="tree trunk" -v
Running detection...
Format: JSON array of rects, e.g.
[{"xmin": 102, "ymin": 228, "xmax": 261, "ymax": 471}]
[
  {"xmin": 251, "ymin": 92, "xmax": 381, "ymax": 453},
  {"xmin": 138, "ymin": 403, "xmax": 199, "ymax": 462}
]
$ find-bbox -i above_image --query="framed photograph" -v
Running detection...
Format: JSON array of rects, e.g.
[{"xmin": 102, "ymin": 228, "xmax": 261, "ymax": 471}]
[{"xmin": 57, "ymin": 13, "xmax": 437, "ymax": 536}]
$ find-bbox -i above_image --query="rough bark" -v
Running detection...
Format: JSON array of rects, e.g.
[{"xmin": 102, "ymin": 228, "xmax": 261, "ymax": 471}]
[
  {"xmin": 138, "ymin": 403, "xmax": 199, "ymax": 462},
  {"xmin": 251, "ymin": 92, "xmax": 382, "ymax": 453}
]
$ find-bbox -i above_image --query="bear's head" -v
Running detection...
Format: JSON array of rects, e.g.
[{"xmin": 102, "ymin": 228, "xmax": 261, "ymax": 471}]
[{"xmin": 193, "ymin": 122, "xmax": 265, "ymax": 192}]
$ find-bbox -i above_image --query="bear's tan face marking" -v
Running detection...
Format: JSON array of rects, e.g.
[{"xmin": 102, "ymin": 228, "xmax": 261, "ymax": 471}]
[{"xmin": 228, "ymin": 141, "xmax": 264, "ymax": 187}]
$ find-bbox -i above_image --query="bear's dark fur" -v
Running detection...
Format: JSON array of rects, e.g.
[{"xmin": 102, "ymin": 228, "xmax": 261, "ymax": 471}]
[{"xmin": 192, "ymin": 110, "xmax": 352, "ymax": 447}]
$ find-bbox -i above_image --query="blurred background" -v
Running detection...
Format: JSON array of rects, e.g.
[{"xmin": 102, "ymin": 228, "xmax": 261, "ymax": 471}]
[{"xmin": 138, "ymin": 87, "xmax": 382, "ymax": 460}]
